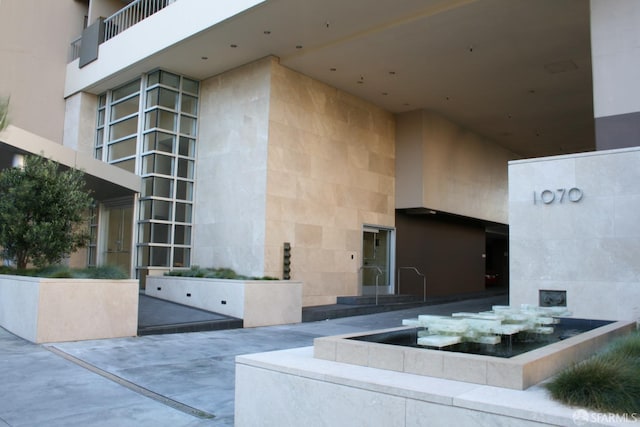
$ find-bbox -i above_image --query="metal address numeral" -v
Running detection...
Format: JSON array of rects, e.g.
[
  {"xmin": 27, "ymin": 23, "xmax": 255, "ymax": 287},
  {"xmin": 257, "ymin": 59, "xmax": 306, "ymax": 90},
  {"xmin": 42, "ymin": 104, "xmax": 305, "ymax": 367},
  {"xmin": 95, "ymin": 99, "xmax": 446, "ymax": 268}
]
[{"xmin": 533, "ymin": 188, "xmax": 583, "ymax": 205}]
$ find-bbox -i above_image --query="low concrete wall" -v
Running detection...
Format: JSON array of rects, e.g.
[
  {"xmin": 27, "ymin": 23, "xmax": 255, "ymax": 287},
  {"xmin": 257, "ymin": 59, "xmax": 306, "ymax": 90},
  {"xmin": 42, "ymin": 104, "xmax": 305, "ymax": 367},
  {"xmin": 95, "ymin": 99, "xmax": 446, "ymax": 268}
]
[
  {"xmin": 236, "ymin": 347, "xmax": 607, "ymax": 427},
  {"xmin": 145, "ymin": 276, "xmax": 303, "ymax": 327},
  {"xmin": 0, "ymin": 275, "xmax": 139, "ymax": 343}
]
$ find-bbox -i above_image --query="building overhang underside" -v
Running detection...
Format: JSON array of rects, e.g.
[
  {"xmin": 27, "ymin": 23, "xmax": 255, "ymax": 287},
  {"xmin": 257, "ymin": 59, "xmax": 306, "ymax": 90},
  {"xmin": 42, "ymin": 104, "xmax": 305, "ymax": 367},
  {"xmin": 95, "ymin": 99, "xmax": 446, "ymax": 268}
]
[{"xmin": 0, "ymin": 126, "xmax": 140, "ymax": 200}]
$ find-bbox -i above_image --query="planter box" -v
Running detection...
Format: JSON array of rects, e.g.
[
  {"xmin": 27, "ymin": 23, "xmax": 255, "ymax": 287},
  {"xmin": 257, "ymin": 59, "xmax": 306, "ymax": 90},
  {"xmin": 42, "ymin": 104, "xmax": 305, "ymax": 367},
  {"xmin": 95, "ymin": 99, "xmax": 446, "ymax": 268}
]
[
  {"xmin": 0, "ymin": 275, "xmax": 139, "ymax": 343},
  {"xmin": 146, "ymin": 276, "xmax": 303, "ymax": 327}
]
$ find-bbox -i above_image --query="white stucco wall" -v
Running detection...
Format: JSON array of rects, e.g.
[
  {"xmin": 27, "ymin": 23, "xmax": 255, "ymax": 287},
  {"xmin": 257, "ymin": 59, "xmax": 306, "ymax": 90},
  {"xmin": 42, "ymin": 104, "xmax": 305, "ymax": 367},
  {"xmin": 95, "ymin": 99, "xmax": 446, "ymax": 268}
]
[
  {"xmin": 396, "ymin": 110, "xmax": 515, "ymax": 224},
  {"xmin": 509, "ymin": 147, "xmax": 640, "ymax": 321}
]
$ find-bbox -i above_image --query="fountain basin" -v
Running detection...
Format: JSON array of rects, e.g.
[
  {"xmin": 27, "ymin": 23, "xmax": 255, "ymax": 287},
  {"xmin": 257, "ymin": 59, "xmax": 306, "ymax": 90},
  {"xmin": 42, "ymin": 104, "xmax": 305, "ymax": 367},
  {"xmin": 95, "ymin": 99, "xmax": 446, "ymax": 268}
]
[{"xmin": 313, "ymin": 319, "xmax": 635, "ymax": 390}]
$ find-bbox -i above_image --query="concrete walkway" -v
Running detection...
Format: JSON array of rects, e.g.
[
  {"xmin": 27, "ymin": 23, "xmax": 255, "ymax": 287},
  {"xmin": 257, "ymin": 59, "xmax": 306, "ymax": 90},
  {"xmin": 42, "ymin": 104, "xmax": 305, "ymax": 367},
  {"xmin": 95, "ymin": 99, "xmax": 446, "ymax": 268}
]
[{"xmin": 0, "ymin": 294, "xmax": 507, "ymax": 427}]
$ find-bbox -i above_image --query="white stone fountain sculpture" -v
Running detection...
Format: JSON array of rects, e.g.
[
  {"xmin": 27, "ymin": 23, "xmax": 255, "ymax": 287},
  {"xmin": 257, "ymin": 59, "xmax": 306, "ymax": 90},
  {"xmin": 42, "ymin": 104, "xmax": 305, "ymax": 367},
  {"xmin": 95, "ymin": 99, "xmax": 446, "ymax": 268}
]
[{"xmin": 401, "ymin": 304, "xmax": 572, "ymax": 348}]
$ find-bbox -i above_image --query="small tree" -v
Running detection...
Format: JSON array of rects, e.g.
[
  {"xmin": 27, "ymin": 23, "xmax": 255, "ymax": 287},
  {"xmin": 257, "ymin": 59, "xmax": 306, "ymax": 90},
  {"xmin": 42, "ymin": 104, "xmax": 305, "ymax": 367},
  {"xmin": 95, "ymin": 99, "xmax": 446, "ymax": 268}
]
[{"xmin": 0, "ymin": 155, "xmax": 93, "ymax": 269}]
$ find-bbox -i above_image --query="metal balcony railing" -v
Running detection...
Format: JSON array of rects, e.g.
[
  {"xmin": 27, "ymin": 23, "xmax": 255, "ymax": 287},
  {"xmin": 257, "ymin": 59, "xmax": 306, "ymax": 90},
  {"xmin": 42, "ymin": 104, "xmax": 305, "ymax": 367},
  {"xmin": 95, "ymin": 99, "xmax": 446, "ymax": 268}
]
[
  {"xmin": 69, "ymin": 36, "xmax": 82, "ymax": 62},
  {"xmin": 68, "ymin": 0, "xmax": 178, "ymax": 63},
  {"xmin": 104, "ymin": 0, "xmax": 177, "ymax": 41}
]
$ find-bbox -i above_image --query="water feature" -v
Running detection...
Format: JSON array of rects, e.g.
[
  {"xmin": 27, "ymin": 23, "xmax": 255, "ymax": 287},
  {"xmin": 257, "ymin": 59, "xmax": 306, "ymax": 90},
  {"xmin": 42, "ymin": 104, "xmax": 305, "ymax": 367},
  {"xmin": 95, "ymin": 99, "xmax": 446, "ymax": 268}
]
[{"xmin": 349, "ymin": 305, "xmax": 613, "ymax": 358}]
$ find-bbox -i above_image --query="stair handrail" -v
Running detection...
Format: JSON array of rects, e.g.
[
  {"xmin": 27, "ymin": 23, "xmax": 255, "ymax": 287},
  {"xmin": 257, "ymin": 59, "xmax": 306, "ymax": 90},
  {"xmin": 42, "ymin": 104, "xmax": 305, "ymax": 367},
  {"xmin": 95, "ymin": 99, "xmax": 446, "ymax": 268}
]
[
  {"xmin": 359, "ymin": 265, "xmax": 383, "ymax": 306},
  {"xmin": 397, "ymin": 267, "xmax": 426, "ymax": 302}
]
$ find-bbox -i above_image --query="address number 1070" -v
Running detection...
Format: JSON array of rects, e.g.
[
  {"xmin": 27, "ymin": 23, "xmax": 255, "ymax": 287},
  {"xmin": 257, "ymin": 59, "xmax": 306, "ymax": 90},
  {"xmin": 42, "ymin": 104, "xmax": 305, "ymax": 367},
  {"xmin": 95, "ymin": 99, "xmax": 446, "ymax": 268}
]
[{"xmin": 533, "ymin": 188, "xmax": 583, "ymax": 205}]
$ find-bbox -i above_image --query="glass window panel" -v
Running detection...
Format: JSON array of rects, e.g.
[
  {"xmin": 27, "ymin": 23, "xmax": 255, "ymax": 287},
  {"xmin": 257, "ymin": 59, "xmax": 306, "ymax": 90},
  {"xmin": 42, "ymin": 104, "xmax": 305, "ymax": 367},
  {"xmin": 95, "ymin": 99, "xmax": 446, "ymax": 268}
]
[
  {"xmin": 142, "ymin": 177, "xmax": 153, "ymax": 196},
  {"xmin": 173, "ymin": 247, "xmax": 190, "ymax": 268},
  {"xmin": 113, "ymin": 158, "xmax": 135, "ymax": 173},
  {"xmin": 142, "ymin": 154, "xmax": 173, "ymax": 175},
  {"xmin": 140, "ymin": 200, "xmax": 152, "ymax": 220},
  {"xmin": 147, "ymin": 70, "xmax": 160, "ymax": 87},
  {"xmin": 146, "ymin": 87, "xmax": 178, "ymax": 110},
  {"xmin": 181, "ymin": 95, "xmax": 198, "ymax": 115},
  {"xmin": 97, "ymin": 109, "xmax": 105, "ymax": 126},
  {"xmin": 153, "ymin": 200, "xmax": 172, "ymax": 220},
  {"xmin": 139, "ymin": 223, "xmax": 151, "ymax": 242},
  {"xmin": 150, "ymin": 246, "xmax": 169, "ymax": 266},
  {"xmin": 182, "ymin": 78, "xmax": 199, "ymax": 94},
  {"xmin": 159, "ymin": 71, "xmax": 180, "ymax": 89},
  {"xmin": 153, "ymin": 177, "xmax": 173, "ymax": 198},
  {"xmin": 175, "ymin": 181, "xmax": 193, "ymax": 201},
  {"xmin": 98, "ymin": 94, "xmax": 106, "ymax": 108},
  {"xmin": 180, "ymin": 115, "xmax": 196, "ymax": 136},
  {"xmin": 138, "ymin": 246, "xmax": 150, "ymax": 266},
  {"xmin": 112, "ymin": 79, "xmax": 140, "ymax": 102},
  {"xmin": 95, "ymin": 128, "xmax": 104, "ymax": 147},
  {"xmin": 178, "ymin": 137, "xmax": 195, "ymax": 157},
  {"xmin": 142, "ymin": 155, "xmax": 154, "ymax": 175},
  {"xmin": 145, "ymin": 110, "xmax": 176, "ymax": 131},
  {"xmin": 151, "ymin": 223, "xmax": 170, "ymax": 243},
  {"xmin": 108, "ymin": 137, "xmax": 137, "ymax": 161},
  {"xmin": 144, "ymin": 131, "xmax": 174, "ymax": 153},
  {"xmin": 175, "ymin": 202, "xmax": 192, "ymax": 222},
  {"xmin": 109, "ymin": 116, "xmax": 138, "ymax": 140},
  {"xmin": 88, "ymin": 247, "xmax": 97, "ymax": 266},
  {"xmin": 110, "ymin": 95, "xmax": 139, "ymax": 121},
  {"xmin": 95, "ymin": 147, "xmax": 103, "ymax": 160},
  {"xmin": 174, "ymin": 225, "xmax": 191, "ymax": 245},
  {"xmin": 177, "ymin": 159, "xmax": 194, "ymax": 179}
]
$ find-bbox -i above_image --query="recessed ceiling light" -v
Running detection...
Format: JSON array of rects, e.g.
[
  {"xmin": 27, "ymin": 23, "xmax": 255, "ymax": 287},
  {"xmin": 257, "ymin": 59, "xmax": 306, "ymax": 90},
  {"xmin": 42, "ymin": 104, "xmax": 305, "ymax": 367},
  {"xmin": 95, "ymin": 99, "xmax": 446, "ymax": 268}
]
[
  {"xmin": 263, "ymin": 30, "xmax": 271, "ymax": 35},
  {"xmin": 296, "ymin": 45, "xmax": 303, "ymax": 49},
  {"xmin": 230, "ymin": 44, "xmax": 238, "ymax": 48},
  {"xmin": 330, "ymin": 68, "xmax": 337, "ymax": 71},
  {"xmin": 389, "ymin": 71, "xmax": 396, "ymax": 75},
  {"xmin": 201, "ymin": 56, "xmax": 208, "ymax": 60}
]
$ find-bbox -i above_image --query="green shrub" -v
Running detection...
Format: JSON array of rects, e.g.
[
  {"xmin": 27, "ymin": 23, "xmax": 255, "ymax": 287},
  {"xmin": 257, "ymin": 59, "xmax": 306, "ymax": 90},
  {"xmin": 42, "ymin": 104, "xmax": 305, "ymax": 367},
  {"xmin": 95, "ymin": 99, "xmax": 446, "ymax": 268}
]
[
  {"xmin": 0, "ymin": 265, "xmax": 128, "ymax": 279},
  {"xmin": 546, "ymin": 331, "xmax": 640, "ymax": 414},
  {"xmin": 165, "ymin": 266, "xmax": 279, "ymax": 280}
]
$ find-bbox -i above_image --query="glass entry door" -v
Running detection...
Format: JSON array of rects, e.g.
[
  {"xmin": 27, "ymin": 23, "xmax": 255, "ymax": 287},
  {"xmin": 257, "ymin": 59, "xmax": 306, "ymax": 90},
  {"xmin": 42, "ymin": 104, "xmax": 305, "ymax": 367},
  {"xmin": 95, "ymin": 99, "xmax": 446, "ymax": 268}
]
[
  {"xmin": 362, "ymin": 227, "xmax": 394, "ymax": 296},
  {"xmin": 101, "ymin": 202, "xmax": 133, "ymax": 275}
]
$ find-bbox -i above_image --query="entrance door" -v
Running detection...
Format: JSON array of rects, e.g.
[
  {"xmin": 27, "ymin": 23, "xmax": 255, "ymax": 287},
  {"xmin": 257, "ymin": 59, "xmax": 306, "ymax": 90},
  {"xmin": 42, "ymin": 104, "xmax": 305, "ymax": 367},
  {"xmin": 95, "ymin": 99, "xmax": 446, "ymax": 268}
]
[
  {"xmin": 361, "ymin": 227, "xmax": 394, "ymax": 296},
  {"xmin": 101, "ymin": 203, "xmax": 133, "ymax": 275}
]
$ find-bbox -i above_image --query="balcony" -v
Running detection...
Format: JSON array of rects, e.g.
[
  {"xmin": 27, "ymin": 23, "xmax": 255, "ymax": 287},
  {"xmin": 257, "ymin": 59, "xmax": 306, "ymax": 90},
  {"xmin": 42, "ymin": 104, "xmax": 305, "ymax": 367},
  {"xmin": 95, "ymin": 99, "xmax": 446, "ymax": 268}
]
[
  {"xmin": 104, "ymin": 0, "xmax": 178, "ymax": 41},
  {"xmin": 69, "ymin": 0, "xmax": 178, "ymax": 62}
]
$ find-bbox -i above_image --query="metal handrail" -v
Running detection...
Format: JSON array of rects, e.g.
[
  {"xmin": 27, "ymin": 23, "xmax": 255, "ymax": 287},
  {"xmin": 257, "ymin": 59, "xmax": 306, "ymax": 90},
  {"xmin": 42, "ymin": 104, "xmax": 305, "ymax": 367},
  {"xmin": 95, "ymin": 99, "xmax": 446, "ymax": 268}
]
[
  {"xmin": 359, "ymin": 265, "xmax": 383, "ymax": 305},
  {"xmin": 104, "ymin": 0, "xmax": 178, "ymax": 41},
  {"xmin": 397, "ymin": 267, "xmax": 426, "ymax": 302}
]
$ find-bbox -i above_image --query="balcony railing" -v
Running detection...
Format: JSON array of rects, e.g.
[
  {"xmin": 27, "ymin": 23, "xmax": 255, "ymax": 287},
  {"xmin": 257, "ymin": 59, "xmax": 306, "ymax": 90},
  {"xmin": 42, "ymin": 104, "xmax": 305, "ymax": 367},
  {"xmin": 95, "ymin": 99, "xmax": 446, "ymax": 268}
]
[
  {"xmin": 104, "ymin": 0, "xmax": 177, "ymax": 41},
  {"xmin": 68, "ymin": 0, "xmax": 178, "ymax": 63},
  {"xmin": 69, "ymin": 36, "xmax": 82, "ymax": 62}
]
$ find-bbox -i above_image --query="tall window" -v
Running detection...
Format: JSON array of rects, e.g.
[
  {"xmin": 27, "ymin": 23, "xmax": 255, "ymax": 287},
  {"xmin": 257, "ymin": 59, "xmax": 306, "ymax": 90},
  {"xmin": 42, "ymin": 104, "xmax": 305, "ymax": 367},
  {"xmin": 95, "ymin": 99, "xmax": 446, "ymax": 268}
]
[{"xmin": 94, "ymin": 70, "xmax": 199, "ymax": 272}]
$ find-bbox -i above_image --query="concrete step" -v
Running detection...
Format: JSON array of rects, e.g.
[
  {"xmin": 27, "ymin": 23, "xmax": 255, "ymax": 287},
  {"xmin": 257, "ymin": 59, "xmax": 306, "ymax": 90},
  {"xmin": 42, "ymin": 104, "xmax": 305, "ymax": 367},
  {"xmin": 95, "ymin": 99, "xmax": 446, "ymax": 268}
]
[{"xmin": 336, "ymin": 294, "xmax": 424, "ymax": 305}]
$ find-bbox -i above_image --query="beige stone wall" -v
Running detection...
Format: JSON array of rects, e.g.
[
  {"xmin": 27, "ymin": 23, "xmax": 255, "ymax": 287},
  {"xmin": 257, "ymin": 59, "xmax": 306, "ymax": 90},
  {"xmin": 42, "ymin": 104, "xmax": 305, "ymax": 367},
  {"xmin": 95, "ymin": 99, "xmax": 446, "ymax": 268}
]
[
  {"xmin": 192, "ymin": 58, "xmax": 271, "ymax": 275},
  {"xmin": 0, "ymin": 0, "xmax": 87, "ymax": 143},
  {"xmin": 396, "ymin": 110, "xmax": 515, "ymax": 224},
  {"xmin": 266, "ymin": 62, "xmax": 396, "ymax": 306}
]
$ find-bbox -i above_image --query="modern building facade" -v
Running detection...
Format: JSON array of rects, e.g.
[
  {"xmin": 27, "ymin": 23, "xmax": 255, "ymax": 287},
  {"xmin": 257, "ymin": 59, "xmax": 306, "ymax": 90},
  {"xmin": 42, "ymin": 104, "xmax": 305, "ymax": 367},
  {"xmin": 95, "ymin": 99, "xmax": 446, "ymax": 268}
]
[{"xmin": 1, "ymin": 0, "xmax": 636, "ymax": 308}]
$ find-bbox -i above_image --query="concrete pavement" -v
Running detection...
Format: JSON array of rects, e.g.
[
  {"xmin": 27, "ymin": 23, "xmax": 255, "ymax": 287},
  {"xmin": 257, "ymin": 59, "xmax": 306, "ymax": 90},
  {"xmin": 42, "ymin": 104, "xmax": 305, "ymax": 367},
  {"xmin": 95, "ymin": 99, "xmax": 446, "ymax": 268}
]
[{"xmin": 0, "ymin": 294, "xmax": 507, "ymax": 426}]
